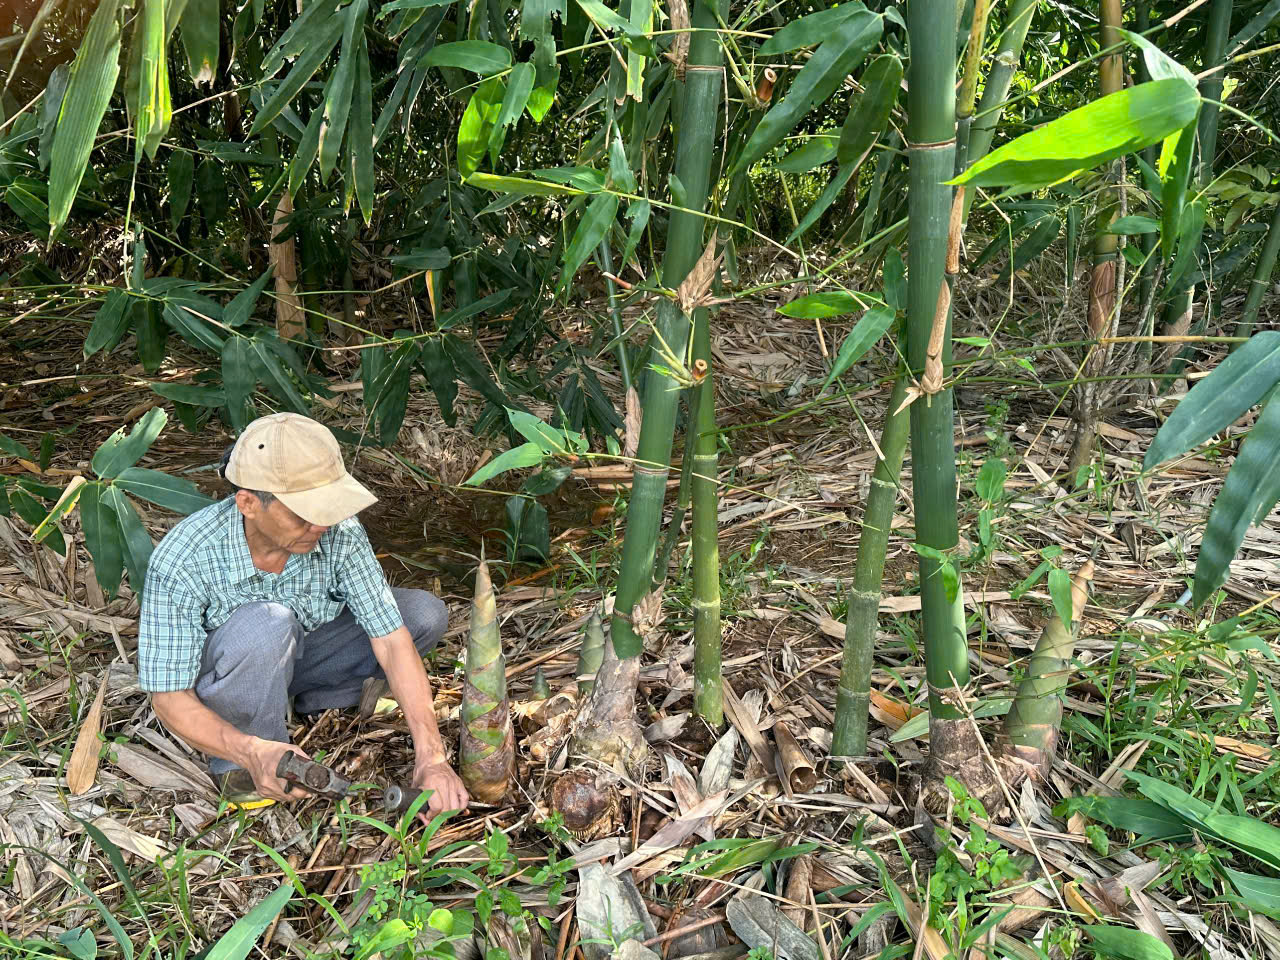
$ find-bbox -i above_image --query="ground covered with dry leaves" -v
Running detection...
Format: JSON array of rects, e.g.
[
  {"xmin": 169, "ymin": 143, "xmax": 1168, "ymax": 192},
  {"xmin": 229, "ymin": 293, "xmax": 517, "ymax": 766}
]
[{"xmin": 2, "ymin": 259, "xmax": 1280, "ymax": 959}]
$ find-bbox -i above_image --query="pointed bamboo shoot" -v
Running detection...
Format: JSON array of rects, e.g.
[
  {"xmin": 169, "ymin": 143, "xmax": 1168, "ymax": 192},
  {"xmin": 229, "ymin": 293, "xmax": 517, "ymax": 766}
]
[{"xmin": 460, "ymin": 561, "xmax": 515, "ymax": 803}]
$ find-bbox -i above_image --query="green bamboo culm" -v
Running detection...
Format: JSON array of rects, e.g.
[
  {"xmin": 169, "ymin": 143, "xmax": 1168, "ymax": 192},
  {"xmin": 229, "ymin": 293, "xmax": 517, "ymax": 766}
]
[
  {"xmin": 905, "ymin": 0, "xmax": 971, "ymax": 760},
  {"xmin": 598, "ymin": 240, "xmax": 632, "ymax": 391},
  {"xmin": 953, "ymin": 0, "xmax": 993, "ymax": 176},
  {"xmin": 609, "ymin": 0, "xmax": 725, "ymax": 663},
  {"xmin": 690, "ymin": 307, "xmax": 723, "ymax": 727},
  {"xmin": 460, "ymin": 560, "xmax": 515, "ymax": 804},
  {"xmin": 578, "ymin": 607, "xmax": 606, "ymax": 693},
  {"xmin": 1232, "ymin": 197, "xmax": 1280, "ymax": 343},
  {"xmin": 832, "ymin": 374, "xmax": 910, "ymax": 757},
  {"xmin": 1001, "ymin": 562, "xmax": 1093, "ymax": 775}
]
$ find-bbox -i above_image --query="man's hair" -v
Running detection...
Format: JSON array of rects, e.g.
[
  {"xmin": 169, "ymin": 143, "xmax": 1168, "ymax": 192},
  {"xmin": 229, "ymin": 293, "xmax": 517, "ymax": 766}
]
[{"xmin": 218, "ymin": 444, "xmax": 276, "ymax": 506}]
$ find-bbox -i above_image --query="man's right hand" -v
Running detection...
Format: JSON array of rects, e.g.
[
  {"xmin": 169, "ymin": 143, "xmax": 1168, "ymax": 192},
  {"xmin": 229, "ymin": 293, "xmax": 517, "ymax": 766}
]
[{"xmin": 243, "ymin": 739, "xmax": 312, "ymax": 801}]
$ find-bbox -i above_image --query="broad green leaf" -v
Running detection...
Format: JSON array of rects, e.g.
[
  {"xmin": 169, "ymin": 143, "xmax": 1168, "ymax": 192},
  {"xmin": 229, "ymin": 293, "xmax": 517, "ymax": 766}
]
[
  {"xmin": 115, "ymin": 467, "xmax": 216, "ymax": 514},
  {"xmin": 883, "ymin": 248, "xmax": 906, "ymax": 311},
  {"xmin": 953, "ymin": 79, "xmax": 1201, "ymax": 190},
  {"xmin": 6, "ymin": 181, "xmax": 51, "ymax": 234},
  {"xmin": 0, "ymin": 433, "xmax": 34, "ymax": 460},
  {"xmin": 1165, "ymin": 199, "xmax": 1205, "ymax": 290},
  {"xmin": 1159, "ymin": 119, "xmax": 1198, "ymax": 259},
  {"xmin": 466, "ymin": 172, "xmax": 583, "ymax": 196},
  {"xmin": 379, "ymin": 0, "xmax": 454, "ymax": 12},
  {"xmin": 419, "ymin": 339, "xmax": 458, "ymax": 427},
  {"xmin": 260, "ymin": 0, "xmax": 340, "ymax": 76},
  {"xmin": 1201, "ymin": 812, "xmax": 1280, "ymax": 870},
  {"xmin": 735, "ymin": 10, "xmax": 882, "ymax": 173},
  {"xmin": 423, "ymin": 40, "xmax": 512, "ymax": 75},
  {"xmin": 1108, "ymin": 215, "xmax": 1159, "ymax": 235},
  {"xmin": 163, "ymin": 300, "xmax": 225, "ymax": 353},
  {"xmin": 91, "ymin": 407, "xmax": 168, "ymax": 479},
  {"xmin": 490, "ymin": 62, "xmax": 535, "ymax": 157},
  {"xmin": 389, "ymin": 247, "xmax": 451, "ymax": 271},
  {"xmin": 249, "ymin": 16, "xmax": 344, "ymax": 136},
  {"xmin": 246, "ymin": 334, "xmax": 310, "ymax": 413},
  {"xmin": 225, "ymin": 267, "xmax": 274, "ymax": 327},
  {"xmin": 203, "ymin": 884, "xmax": 293, "ymax": 960},
  {"xmin": 1225, "ymin": 867, "xmax": 1280, "ymax": 917},
  {"xmin": 85, "ymin": 289, "xmax": 133, "ymax": 358},
  {"xmin": 837, "ymin": 55, "xmax": 901, "ymax": 165},
  {"xmin": 168, "ymin": 149, "xmax": 194, "ymax": 230},
  {"xmin": 464, "ymin": 442, "xmax": 545, "ymax": 486},
  {"xmin": 443, "ymin": 337, "xmax": 518, "ymax": 413},
  {"xmin": 288, "ymin": 107, "xmax": 325, "ymax": 197},
  {"xmin": 1117, "ymin": 29, "xmax": 1195, "ymax": 86},
  {"xmin": 786, "ymin": 164, "xmax": 856, "ymax": 244},
  {"xmin": 148, "ymin": 381, "xmax": 226, "ymax": 406},
  {"xmin": 1230, "ymin": 0, "xmax": 1280, "ymax": 54},
  {"xmin": 775, "ymin": 132, "xmax": 839, "ymax": 173},
  {"xmin": 558, "ymin": 191, "xmax": 619, "ymax": 296},
  {"xmin": 777, "ymin": 290, "xmax": 875, "ymax": 319},
  {"xmin": 31, "ymin": 476, "xmax": 87, "ymax": 544},
  {"xmin": 435, "ymin": 288, "xmax": 514, "ymax": 331},
  {"xmin": 508, "ymin": 409, "xmax": 568, "ymax": 456},
  {"xmin": 1048, "ymin": 567, "xmax": 1073, "ymax": 630},
  {"xmin": 619, "ymin": 198, "xmax": 650, "ymax": 271},
  {"xmin": 102, "ymin": 485, "xmax": 154, "ymax": 592},
  {"xmin": 1063, "ymin": 795, "xmax": 1192, "ymax": 841},
  {"xmin": 527, "ymin": 82, "xmax": 556, "ymax": 123},
  {"xmin": 350, "ymin": 919, "xmax": 414, "ymax": 960},
  {"xmin": 38, "ymin": 63, "xmax": 70, "ymax": 173},
  {"xmin": 998, "ymin": 217, "xmax": 1061, "ymax": 283},
  {"xmin": 820, "ymin": 303, "xmax": 895, "ymax": 392},
  {"xmin": 366, "ymin": 340, "xmax": 417, "ymax": 444},
  {"xmin": 221, "ymin": 336, "xmax": 256, "ymax": 432},
  {"xmin": 48, "ymin": 0, "xmax": 123, "ymax": 242},
  {"xmin": 134, "ymin": 0, "xmax": 171, "ymax": 161},
  {"xmin": 349, "ymin": 32, "xmax": 375, "ymax": 224},
  {"xmin": 625, "ymin": 0, "xmax": 653, "ymax": 101},
  {"xmin": 890, "ymin": 696, "xmax": 1011, "ymax": 742},
  {"xmin": 457, "ymin": 77, "xmax": 505, "ymax": 180},
  {"xmin": 135, "ymin": 300, "xmax": 167, "ymax": 373},
  {"xmin": 79, "ymin": 482, "xmax": 125, "ymax": 598},
  {"xmin": 180, "ymin": 0, "xmax": 219, "ymax": 84},
  {"xmin": 607, "ymin": 126, "xmax": 636, "ymax": 193},
  {"xmin": 1144, "ymin": 331, "xmax": 1280, "ymax": 468},
  {"xmin": 1082, "ymin": 925, "xmax": 1173, "ymax": 960},
  {"xmin": 571, "ymin": 0, "xmax": 633, "ymax": 35},
  {"xmin": 760, "ymin": 4, "xmax": 871, "ymax": 54},
  {"xmin": 58, "ymin": 928, "xmax": 97, "ymax": 960},
  {"xmin": 975, "ymin": 458, "xmax": 1007, "ymax": 503},
  {"xmin": 319, "ymin": 0, "xmax": 367, "ymax": 181}
]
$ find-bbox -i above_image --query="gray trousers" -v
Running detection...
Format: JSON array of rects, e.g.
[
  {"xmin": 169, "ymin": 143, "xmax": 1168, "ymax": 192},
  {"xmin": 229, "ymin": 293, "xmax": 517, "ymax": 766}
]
[{"xmin": 195, "ymin": 588, "xmax": 447, "ymax": 775}]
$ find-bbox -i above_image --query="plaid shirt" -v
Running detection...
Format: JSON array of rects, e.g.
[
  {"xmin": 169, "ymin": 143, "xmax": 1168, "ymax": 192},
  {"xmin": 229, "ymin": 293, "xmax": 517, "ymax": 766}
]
[{"xmin": 138, "ymin": 497, "xmax": 402, "ymax": 693}]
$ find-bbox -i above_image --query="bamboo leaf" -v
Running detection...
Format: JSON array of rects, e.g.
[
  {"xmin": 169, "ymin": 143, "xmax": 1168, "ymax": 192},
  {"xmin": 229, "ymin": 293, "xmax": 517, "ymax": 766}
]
[
  {"xmin": 163, "ymin": 300, "xmax": 225, "ymax": 353},
  {"xmin": 134, "ymin": 0, "xmax": 172, "ymax": 161},
  {"xmin": 249, "ymin": 16, "xmax": 344, "ymax": 136},
  {"xmin": 1116, "ymin": 29, "xmax": 1195, "ymax": 86},
  {"xmin": 203, "ymin": 884, "xmax": 293, "ymax": 960},
  {"xmin": 221, "ymin": 336, "xmax": 256, "ymax": 432},
  {"xmin": 79, "ymin": 482, "xmax": 124, "ymax": 598},
  {"xmin": 607, "ymin": 128, "xmax": 636, "ymax": 192},
  {"xmin": 1108, "ymin": 215, "xmax": 1159, "ymax": 235},
  {"xmin": 443, "ymin": 338, "xmax": 517, "ymax": 413},
  {"xmin": 101, "ymin": 484, "xmax": 154, "ymax": 590},
  {"xmin": 775, "ymin": 132, "xmax": 838, "ymax": 173},
  {"xmin": 508, "ymin": 409, "xmax": 570, "ymax": 455},
  {"xmin": 1048, "ymin": 567, "xmax": 1073, "ymax": 630},
  {"xmin": 180, "ymin": 0, "xmax": 219, "ymax": 84},
  {"xmin": 419, "ymin": 340, "xmax": 458, "ymax": 426},
  {"xmin": 1064, "ymin": 795, "xmax": 1193, "ymax": 841},
  {"xmin": 558, "ymin": 191, "xmax": 619, "ymax": 296},
  {"xmin": 735, "ymin": 10, "xmax": 882, "ymax": 173},
  {"xmin": 820, "ymin": 304, "xmax": 896, "ymax": 391},
  {"xmin": 91, "ymin": 408, "xmax": 168, "ymax": 479},
  {"xmin": 378, "ymin": 0, "xmax": 454, "ymax": 13},
  {"xmin": 85, "ymin": 289, "xmax": 134, "ymax": 358},
  {"xmin": 246, "ymin": 333, "xmax": 310, "ymax": 412},
  {"xmin": 260, "ymin": 0, "xmax": 340, "ymax": 77},
  {"xmin": 1224, "ymin": 867, "xmax": 1280, "ymax": 917},
  {"xmin": 490, "ymin": 61, "xmax": 534, "ymax": 156},
  {"xmin": 1201, "ymin": 813, "xmax": 1280, "ymax": 871},
  {"xmin": 1159, "ymin": 119, "xmax": 1198, "ymax": 260},
  {"xmin": 115, "ymin": 466, "xmax": 216, "ymax": 514},
  {"xmin": 225, "ymin": 267, "xmax": 274, "ymax": 327},
  {"xmin": 288, "ymin": 106, "xmax": 325, "ymax": 197},
  {"xmin": 48, "ymin": 0, "xmax": 124, "ymax": 242},
  {"xmin": 1082, "ymin": 926, "xmax": 1173, "ymax": 960},
  {"xmin": 318, "ymin": 0, "xmax": 367, "ymax": 181},
  {"xmin": 464, "ymin": 442, "xmax": 546, "ymax": 486},
  {"xmin": 952, "ymin": 79, "xmax": 1201, "ymax": 190},
  {"xmin": 457, "ymin": 76, "xmax": 505, "ymax": 180},
  {"xmin": 31, "ymin": 476, "xmax": 87, "ymax": 544},
  {"xmin": 786, "ymin": 164, "xmax": 855, "ymax": 244},
  {"xmin": 350, "ymin": 32, "xmax": 375, "ymax": 223},
  {"xmin": 466, "ymin": 172, "xmax": 583, "ymax": 196},
  {"xmin": 619, "ymin": 198, "xmax": 650, "ymax": 271},
  {"xmin": 168, "ymin": 149, "xmax": 194, "ymax": 229},
  {"xmin": 837, "ymin": 54, "xmax": 901, "ymax": 165},
  {"xmin": 65, "ymin": 673, "xmax": 108, "ymax": 795},
  {"xmin": 777, "ymin": 291, "xmax": 875, "ymax": 319},
  {"xmin": 422, "ymin": 40, "xmax": 512, "ymax": 75},
  {"xmin": 1143, "ymin": 331, "xmax": 1280, "ymax": 468},
  {"xmin": 760, "ymin": 4, "xmax": 871, "ymax": 53},
  {"xmin": 1229, "ymin": 0, "xmax": 1280, "ymax": 53},
  {"xmin": 148, "ymin": 381, "xmax": 226, "ymax": 406}
]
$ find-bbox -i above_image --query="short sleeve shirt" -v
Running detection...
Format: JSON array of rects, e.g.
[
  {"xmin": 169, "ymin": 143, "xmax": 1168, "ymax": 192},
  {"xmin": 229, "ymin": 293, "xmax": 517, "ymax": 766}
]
[{"xmin": 137, "ymin": 497, "xmax": 403, "ymax": 693}]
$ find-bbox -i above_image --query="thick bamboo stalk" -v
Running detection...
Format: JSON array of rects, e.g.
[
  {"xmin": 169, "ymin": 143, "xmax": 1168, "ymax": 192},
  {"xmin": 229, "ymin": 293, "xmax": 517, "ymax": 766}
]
[
  {"xmin": 1233, "ymin": 201, "xmax": 1280, "ymax": 343},
  {"xmin": 1001, "ymin": 562, "xmax": 1094, "ymax": 778},
  {"xmin": 690, "ymin": 307, "xmax": 722, "ymax": 728},
  {"xmin": 460, "ymin": 561, "xmax": 515, "ymax": 803},
  {"xmin": 832, "ymin": 374, "xmax": 909, "ymax": 757}
]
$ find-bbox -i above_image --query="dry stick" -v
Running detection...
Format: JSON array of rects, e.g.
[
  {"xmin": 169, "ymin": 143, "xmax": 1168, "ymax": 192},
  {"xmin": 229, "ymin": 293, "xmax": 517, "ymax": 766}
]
[
  {"xmin": 555, "ymin": 909, "xmax": 576, "ymax": 960},
  {"xmin": 640, "ymin": 913, "xmax": 727, "ymax": 948}
]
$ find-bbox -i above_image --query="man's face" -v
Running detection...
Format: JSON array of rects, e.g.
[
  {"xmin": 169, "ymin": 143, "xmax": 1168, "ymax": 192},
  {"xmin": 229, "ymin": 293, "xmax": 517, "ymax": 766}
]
[{"xmin": 236, "ymin": 491, "xmax": 330, "ymax": 554}]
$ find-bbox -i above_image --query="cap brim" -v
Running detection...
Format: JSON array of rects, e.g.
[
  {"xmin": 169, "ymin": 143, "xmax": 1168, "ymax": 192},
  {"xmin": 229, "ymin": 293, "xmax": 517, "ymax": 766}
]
[{"xmin": 275, "ymin": 473, "xmax": 377, "ymax": 527}]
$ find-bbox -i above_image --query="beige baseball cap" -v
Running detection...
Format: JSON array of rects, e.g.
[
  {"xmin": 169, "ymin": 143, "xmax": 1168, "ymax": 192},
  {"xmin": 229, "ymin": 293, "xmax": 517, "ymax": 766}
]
[{"xmin": 225, "ymin": 413, "xmax": 376, "ymax": 526}]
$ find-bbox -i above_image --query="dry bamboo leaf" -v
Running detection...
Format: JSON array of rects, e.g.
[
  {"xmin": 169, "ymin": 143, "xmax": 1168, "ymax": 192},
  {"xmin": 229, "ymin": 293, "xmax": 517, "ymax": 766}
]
[
  {"xmin": 644, "ymin": 712, "xmax": 689, "ymax": 743},
  {"xmin": 698, "ymin": 727, "xmax": 738, "ymax": 797},
  {"xmin": 629, "ymin": 586, "xmax": 665, "ymax": 640},
  {"xmin": 781, "ymin": 855, "xmax": 812, "ymax": 929},
  {"xmin": 111, "ymin": 742, "xmax": 217, "ymax": 795},
  {"xmin": 89, "ymin": 815, "xmax": 171, "ymax": 861},
  {"xmin": 725, "ymin": 893, "xmax": 820, "ymax": 960},
  {"xmin": 868, "ymin": 690, "xmax": 923, "ymax": 731},
  {"xmin": 721, "ymin": 683, "xmax": 775, "ymax": 772},
  {"xmin": 66, "ymin": 672, "xmax": 108, "ymax": 795},
  {"xmin": 576, "ymin": 863, "xmax": 657, "ymax": 960},
  {"xmin": 885, "ymin": 877, "xmax": 951, "ymax": 960},
  {"xmin": 611, "ymin": 789, "xmax": 729, "ymax": 878},
  {"xmin": 676, "ymin": 237, "xmax": 724, "ymax": 314}
]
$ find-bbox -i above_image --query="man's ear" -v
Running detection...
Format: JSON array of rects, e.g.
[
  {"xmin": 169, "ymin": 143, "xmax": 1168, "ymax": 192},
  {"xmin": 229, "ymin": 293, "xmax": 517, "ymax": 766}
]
[{"xmin": 234, "ymin": 489, "xmax": 262, "ymax": 519}]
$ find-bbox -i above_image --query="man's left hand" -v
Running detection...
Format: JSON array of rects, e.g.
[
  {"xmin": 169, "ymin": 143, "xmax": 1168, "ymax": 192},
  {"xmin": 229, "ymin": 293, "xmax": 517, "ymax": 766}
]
[{"xmin": 412, "ymin": 760, "xmax": 469, "ymax": 820}]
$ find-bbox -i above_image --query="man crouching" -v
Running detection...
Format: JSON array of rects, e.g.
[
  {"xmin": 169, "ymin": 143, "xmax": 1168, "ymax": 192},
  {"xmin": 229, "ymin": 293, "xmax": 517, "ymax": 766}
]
[{"xmin": 137, "ymin": 412, "xmax": 468, "ymax": 816}]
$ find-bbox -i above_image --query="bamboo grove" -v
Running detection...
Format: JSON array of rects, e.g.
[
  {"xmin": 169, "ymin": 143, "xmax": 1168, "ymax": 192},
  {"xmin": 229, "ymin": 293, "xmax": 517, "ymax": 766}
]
[{"xmin": 2, "ymin": 0, "xmax": 1280, "ymax": 805}]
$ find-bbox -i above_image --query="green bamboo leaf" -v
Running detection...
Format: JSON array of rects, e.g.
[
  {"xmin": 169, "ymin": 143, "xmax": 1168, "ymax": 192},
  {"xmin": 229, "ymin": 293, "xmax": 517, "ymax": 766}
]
[
  {"xmin": 135, "ymin": 300, "xmax": 167, "ymax": 373},
  {"xmin": 1166, "ymin": 199, "xmax": 1205, "ymax": 290},
  {"xmin": 786, "ymin": 164, "xmax": 855, "ymax": 244},
  {"xmin": 366, "ymin": 340, "xmax": 417, "ymax": 443},
  {"xmin": 1048, "ymin": 567, "xmax": 1073, "ymax": 630},
  {"xmin": 167, "ymin": 150, "xmax": 195, "ymax": 229},
  {"xmin": 1224, "ymin": 867, "xmax": 1280, "ymax": 917},
  {"xmin": 31, "ymin": 478, "xmax": 87, "ymax": 544},
  {"xmin": 1082, "ymin": 926, "xmax": 1173, "ymax": 960},
  {"xmin": 419, "ymin": 340, "xmax": 458, "ymax": 427},
  {"xmin": 1230, "ymin": 0, "xmax": 1280, "ymax": 53},
  {"xmin": 1143, "ymin": 331, "xmax": 1280, "ymax": 468},
  {"xmin": 163, "ymin": 300, "xmax": 226, "ymax": 353},
  {"xmin": 735, "ymin": 11, "xmax": 882, "ymax": 173},
  {"xmin": 180, "ymin": 0, "xmax": 219, "ymax": 84},
  {"xmin": 1108, "ymin": 215, "xmax": 1159, "ymax": 235},
  {"xmin": 607, "ymin": 128, "xmax": 636, "ymax": 192},
  {"xmin": 79, "ymin": 482, "xmax": 125, "ymax": 598},
  {"xmin": 490, "ymin": 61, "xmax": 534, "ymax": 156},
  {"xmin": 225, "ymin": 267, "xmax": 274, "ymax": 327},
  {"xmin": 134, "ymin": 0, "xmax": 171, "ymax": 160},
  {"xmin": 975, "ymin": 458, "xmax": 1007, "ymax": 503},
  {"xmin": 350, "ymin": 32, "xmax": 375, "ymax": 225},
  {"xmin": 115, "ymin": 467, "xmax": 216, "ymax": 514},
  {"xmin": 837, "ymin": 55, "xmax": 901, "ymax": 165},
  {"xmin": 996, "ymin": 216, "xmax": 1061, "ymax": 283},
  {"xmin": 249, "ymin": 16, "xmax": 344, "ymax": 136},
  {"xmin": 288, "ymin": 107, "xmax": 325, "ymax": 196},
  {"xmin": 6, "ymin": 181, "xmax": 51, "ymax": 234},
  {"xmin": 378, "ymin": 0, "xmax": 453, "ymax": 13},
  {"xmin": 777, "ymin": 291, "xmax": 875, "ymax": 319},
  {"xmin": 91, "ymin": 407, "xmax": 168, "ymax": 479},
  {"xmin": 775, "ymin": 132, "xmax": 838, "ymax": 173},
  {"xmin": 1116, "ymin": 29, "xmax": 1195, "ymax": 86},
  {"xmin": 760, "ymin": 4, "xmax": 871, "ymax": 53},
  {"xmin": 442, "ymin": 338, "xmax": 517, "ymax": 413},
  {"xmin": 952, "ymin": 78, "xmax": 1201, "ymax": 190},
  {"xmin": 1202, "ymin": 813, "xmax": 1280, "ymax": 871},
  {"xmin": 203, "ymin": 884, "xmax": 293, "ymax": 960},
  {"xmin": 457, "ymin": 76, "xmax": 505, "ymax": 180},
  {"xmin": 260, "ymin": 0, "xmax": 340, "ymax": 77},
  {"xmin": 422, "ymin": 40, "xmax": 512, "ymax": 75},
  {"xmin": 1159, "ymin": 119, "xmax": 1198, "ymax": 260},
  {"xmin": 571, "ymin": 0, "xmax": 632, "ymax": 35},
  {"xmin": 85, "ymin": 289, "xmax": 134, "ymax": 358},
  {"xmin": 508, "ymin": 409, "xmax": 568, "ymax": 455},
  {"xmin": 820, "ymin": 303, "xmax": 895, "ymax": 391},
  {"xmin": 884, "ymin": 248, "xmax": 905, "ymax": 311},
  {"xmin": 1064, "ymin": 795, "xmax": 1192, "ymax": 841},
  {"xmin": 466, "ymin": 172, "xmax": 583, "ymax": 196},
  {"xmin": 463, "ymin": 442, "xmax": 545, "ymax": 486},
  {"xmin": 38, "ymin": 64, "xmax": 70, "ymax": 173},
  {"xmin": 147, "ymin": 381, "xmax": 226, "ymax": 406},
  {"xmin": 222, "ymin": 336, "xmax": 256, "ymax": 431},
  {"xmin": 48, "ymin": 0, "xmax": 124, "ymax": 242},
  {"xmin": 0, "ymin": 433, "xmax": 33, "ymax": 460},
  {"xmin": 246, "ymin": 334, "xmax": 310, "ymax": 412},
  {"xmin": 319, "ymin": 0, "xmax": 367, "ymax": 182},
  {"xmin": 101, "ymin": 485, "xmax": 154, "ymax": 591},
  {"xmin": 625, "ymin": 0, "xmax": 653, "ymax": 101},
  {"xmin": 558, "ymin": 191, "xmax": 619, "ymax": 295},
  {"xmin": 619, "ymin": 198, "xmax": 650, "ymax": 271}
]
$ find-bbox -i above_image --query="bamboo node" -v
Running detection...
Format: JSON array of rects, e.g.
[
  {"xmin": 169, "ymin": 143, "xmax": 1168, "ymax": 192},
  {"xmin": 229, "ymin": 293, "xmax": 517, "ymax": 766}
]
[{"xmin": 906, "ymin": 138, "xmax": 957, "ymax": 151}]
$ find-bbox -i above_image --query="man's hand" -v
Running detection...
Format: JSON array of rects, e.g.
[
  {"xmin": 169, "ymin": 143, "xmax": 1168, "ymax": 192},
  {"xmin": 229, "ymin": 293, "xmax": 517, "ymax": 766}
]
[
  {"xmin": 412, "ymin": 759, "xmax": 469, "ymax": 820},
  {"xmin": 244, "ymin": 739, "xmax": 312, "ymax": 802}
]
